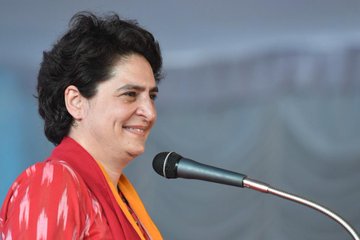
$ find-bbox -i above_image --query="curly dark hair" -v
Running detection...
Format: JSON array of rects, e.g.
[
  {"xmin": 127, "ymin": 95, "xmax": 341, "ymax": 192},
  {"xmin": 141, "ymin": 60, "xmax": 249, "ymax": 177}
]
[{"xmin": 37, "ymin": 11, "xmax": 163, "ymax": 145}]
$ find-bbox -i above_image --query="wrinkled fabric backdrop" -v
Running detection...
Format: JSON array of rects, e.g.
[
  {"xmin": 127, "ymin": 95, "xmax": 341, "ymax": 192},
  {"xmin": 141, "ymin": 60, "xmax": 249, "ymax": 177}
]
[
  {"xmin": 127, "ymin": 42, "xmax": 360, "ymax": 240},
  {"xmin": 1, "ymin": 21, "xmax": 360, "ymax": 240}
]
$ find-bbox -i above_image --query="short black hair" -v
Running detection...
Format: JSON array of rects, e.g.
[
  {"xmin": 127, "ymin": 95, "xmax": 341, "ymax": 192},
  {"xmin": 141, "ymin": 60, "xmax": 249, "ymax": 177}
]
[{"xmin": 37, "ymin": 11, "xmax": 163, "ymax": 145}]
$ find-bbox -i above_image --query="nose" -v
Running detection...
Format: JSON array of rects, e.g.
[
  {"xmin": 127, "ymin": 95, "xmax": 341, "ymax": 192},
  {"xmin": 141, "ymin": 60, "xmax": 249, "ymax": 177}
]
[{"xmin": 136, "ymin": 96, "xmax": 157, "ymax": 121}]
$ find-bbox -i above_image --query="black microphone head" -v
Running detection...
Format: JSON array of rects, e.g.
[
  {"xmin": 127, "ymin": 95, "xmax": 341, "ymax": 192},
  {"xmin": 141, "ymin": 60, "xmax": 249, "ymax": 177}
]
[{"xmin": 152, "ymin": 152, "xmax": 182, "ymax": 178}]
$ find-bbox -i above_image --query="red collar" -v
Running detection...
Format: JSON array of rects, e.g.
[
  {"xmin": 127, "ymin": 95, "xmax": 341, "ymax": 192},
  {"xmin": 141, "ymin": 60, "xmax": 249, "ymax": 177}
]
[{"xmin": 51, "ymin": 137, "xmax": 140, "ymax": 240}]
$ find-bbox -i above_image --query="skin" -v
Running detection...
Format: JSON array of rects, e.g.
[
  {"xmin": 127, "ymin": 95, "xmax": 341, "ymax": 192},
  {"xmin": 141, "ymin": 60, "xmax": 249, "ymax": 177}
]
[{"xmin": 64, "ymin": 54, "xmax": 158, "ymax": 187}]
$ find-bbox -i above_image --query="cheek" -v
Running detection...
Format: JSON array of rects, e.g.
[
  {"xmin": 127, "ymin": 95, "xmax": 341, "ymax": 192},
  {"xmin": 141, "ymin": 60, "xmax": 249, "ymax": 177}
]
[
  {"xmin": 113, "ymin": 107, "xmax": 137, "ymax": 123},
  {"xmin": 152, "ymin": 104, "xmax": 158, "ymax": 120},
  {"xmin": 153, "ymin": 112, "xmax": 158, "ymax": 124}
]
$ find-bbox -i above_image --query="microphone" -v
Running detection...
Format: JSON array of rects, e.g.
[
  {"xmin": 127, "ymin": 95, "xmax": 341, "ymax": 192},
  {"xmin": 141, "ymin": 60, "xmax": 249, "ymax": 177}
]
[
  {"xmin": 152, "ymin": 151, "xmax": 360, "ymax": 240},
  {"xmin": 152, "ymin": 151, "xmax": 247, "ymax": 187}
]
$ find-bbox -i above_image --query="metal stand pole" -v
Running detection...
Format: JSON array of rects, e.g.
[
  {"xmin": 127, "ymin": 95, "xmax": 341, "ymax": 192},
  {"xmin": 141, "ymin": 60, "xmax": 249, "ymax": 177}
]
[{"xmin": 243, "ymin": 178, "xmax": 360, "ymax": 240}]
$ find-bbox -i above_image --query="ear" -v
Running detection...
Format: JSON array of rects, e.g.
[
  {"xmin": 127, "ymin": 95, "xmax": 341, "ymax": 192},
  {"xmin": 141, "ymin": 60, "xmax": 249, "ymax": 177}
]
[{"xmin": 64, "ymin": 85, "xmax": 85, "ymax": 120}]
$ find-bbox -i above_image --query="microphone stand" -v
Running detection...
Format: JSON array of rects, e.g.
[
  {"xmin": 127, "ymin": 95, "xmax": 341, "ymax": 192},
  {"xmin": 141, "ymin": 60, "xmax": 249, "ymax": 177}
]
[{"xmin": 243, "ymin": 178, "xmax": 359, "ymax": 240}]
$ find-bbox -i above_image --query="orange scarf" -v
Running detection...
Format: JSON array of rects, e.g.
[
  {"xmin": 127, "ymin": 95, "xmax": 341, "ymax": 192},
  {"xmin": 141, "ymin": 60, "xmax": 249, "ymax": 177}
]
[{"xmin": 99, "ymin": 163, "xmax": 162, "ymax": 240}]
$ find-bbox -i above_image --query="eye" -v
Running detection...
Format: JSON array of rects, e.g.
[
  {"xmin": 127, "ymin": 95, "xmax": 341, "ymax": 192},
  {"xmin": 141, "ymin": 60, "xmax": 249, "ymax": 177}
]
[
  {"xmin": 150, "ymin": 93, "xmax": 158, "ymax": 100},
  {"xmin": 123, "ymin": 91, "xmax": 138, "ymax": 98}
]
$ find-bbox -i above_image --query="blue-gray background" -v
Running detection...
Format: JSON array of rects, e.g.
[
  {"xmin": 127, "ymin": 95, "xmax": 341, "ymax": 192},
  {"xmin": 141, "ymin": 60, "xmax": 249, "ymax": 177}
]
[{"xmin": 1, "ymin": 1, "xmax": 360, "ymax": 239}]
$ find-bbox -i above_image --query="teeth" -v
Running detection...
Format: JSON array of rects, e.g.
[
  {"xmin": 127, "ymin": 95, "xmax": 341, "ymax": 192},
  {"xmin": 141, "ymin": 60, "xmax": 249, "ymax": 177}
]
[{"xmin": 125, "ymin": 127, "xmax": 144, "ymax": 133}]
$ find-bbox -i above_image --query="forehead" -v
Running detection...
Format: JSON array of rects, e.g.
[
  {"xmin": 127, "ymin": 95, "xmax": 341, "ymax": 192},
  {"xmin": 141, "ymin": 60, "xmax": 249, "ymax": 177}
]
[{"xmin": 109, "ymin": 54, "xmax": 155, "ymax": 84}]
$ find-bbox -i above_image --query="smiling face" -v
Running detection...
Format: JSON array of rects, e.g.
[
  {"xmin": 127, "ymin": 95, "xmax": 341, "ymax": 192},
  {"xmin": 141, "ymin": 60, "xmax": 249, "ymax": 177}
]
[{"xmin": 67, "ymin": 54, "xmax": 158, "ymax": 169}]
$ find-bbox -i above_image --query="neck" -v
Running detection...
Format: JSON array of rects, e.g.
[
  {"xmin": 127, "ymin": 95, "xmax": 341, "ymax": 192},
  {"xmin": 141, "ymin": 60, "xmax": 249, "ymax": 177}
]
[
  {"xmin": 101, "ymin": 163, "xmax": 122, "ymax": 187},
  {"xmin": 68, "ymin": 130, "xmax": 131, "ymax": 188}
]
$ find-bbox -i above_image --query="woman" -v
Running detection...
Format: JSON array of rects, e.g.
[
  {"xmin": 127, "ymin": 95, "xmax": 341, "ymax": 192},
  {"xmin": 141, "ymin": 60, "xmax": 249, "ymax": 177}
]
[{"xmin": 0, "ymin": 11, "xmax": 163, "ymax": 239}]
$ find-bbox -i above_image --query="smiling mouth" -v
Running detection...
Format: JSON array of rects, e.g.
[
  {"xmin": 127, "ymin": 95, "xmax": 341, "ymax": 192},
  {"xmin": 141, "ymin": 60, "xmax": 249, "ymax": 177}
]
[{"xmin": 123, "ymin": 126, "xmax": 147, "ymax": 135}]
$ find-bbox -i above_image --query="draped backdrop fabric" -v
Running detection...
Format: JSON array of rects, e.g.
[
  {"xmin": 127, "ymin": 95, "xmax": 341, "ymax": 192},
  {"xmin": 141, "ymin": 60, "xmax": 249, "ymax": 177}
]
[
  {"xmin": 126, "ymin": 42, "xmax": 360, "ymax": 240},
  {"xmin": 1, "ymin": 41, "xmax": 360, "ymax": 239}
]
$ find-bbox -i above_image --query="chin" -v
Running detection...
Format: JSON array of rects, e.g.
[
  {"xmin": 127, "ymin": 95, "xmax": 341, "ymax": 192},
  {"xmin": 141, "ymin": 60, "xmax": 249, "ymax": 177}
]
[{"xmin": 127, "ymin": 145, "xmax": 145, "ymax": 158}]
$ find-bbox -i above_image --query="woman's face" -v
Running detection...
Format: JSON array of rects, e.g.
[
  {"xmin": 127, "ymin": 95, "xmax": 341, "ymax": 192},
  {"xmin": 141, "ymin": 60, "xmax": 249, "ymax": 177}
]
[{"xmin": 80, "ymin": 54, "xmax": 158, "ymax": 162}]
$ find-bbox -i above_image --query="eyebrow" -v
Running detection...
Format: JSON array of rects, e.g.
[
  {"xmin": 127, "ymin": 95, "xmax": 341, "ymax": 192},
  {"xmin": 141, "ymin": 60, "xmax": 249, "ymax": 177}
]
[{"xmin": 115, "ymin": 84, "xmax": 158, "ymax": 93}]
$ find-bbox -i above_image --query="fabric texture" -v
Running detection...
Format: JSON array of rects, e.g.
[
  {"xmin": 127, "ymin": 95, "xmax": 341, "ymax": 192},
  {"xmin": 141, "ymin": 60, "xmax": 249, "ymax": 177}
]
[{"xmin": 0, "ymin": 137, "xmax": 162, "ymax": 240}]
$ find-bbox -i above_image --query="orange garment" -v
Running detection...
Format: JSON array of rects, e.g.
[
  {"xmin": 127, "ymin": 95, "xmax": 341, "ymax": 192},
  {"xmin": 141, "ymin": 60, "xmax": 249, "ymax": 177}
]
[{"xmin": 99, "ymin": 164, "xmax": 163, "ymax": 240}]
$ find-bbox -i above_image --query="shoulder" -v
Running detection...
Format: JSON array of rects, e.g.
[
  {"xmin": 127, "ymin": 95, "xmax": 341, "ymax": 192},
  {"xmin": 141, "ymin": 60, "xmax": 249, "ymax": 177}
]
[
  {"xmin": 6, "ymin": 161, "xmax": 83, "ymax": 202},
  {"xmin": 5, "ymin": 159, "xmax": 96, "ymax": 209},
  {"xmin": 7, "ymin": 160, "xmax": 81, "ymax": 189},
  {"xmin": 1, "ymin": 160, "xmax": 88, "ymax": 219},
  {"xmin": 1, "ymin": 160, "xmax": 110, "ymax": 239}
]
